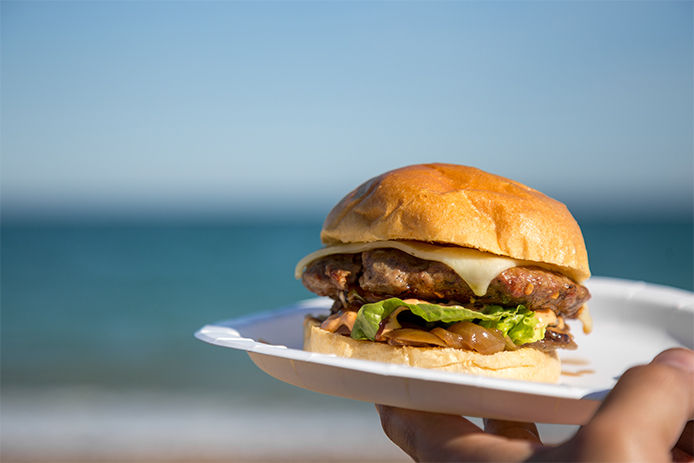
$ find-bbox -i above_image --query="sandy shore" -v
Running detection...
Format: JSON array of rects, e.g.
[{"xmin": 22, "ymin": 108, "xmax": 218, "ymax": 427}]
[
  {"xmin": 1, "ymin": 388, "xmax": 409, "ymax": 463},
  {"xmin": 2, "ymin": 387, "xmax": 579, "ymax": 462}
]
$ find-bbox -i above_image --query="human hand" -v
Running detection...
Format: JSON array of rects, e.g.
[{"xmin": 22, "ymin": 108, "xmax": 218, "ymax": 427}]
[{"xmin": 376, "ymin": 348, "xmax": 694, "ymax": 462}]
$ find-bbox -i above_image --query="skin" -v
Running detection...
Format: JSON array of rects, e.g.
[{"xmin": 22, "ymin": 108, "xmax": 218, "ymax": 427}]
[{"xmin": 376, "ymin": 348, "xmax": 694, "ymax": 462}]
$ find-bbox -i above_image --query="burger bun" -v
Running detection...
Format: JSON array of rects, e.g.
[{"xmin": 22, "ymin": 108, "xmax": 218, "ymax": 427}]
[{"xmin": 304, "ymin": 318, "xmax": 560, "ymax": 383}]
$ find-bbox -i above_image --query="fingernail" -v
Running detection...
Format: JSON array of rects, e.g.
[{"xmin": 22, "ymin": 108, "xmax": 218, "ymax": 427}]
[{"xmin": 651, "ymin": 348, "xmax": 694, "ymax": 373}]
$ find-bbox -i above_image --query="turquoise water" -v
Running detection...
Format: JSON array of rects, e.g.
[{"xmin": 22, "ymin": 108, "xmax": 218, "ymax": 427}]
[{"xmin": 2, "ymin": 219, "xmax": 692, "ymax": 397}]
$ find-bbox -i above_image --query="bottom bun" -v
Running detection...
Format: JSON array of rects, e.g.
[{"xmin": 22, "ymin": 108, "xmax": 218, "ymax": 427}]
[{"xmin": 304, "ymin": 318, "xmax": 560, "ymax": 383}]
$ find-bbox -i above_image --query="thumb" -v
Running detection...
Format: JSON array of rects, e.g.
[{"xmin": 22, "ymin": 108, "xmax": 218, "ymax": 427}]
[{"xmin": 571, "ymin": 348, "xmax": 694, "ymax": 461}]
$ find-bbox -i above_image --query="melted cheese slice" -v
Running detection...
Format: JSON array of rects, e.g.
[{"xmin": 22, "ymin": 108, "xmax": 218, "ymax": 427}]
[{"xmin": 295, "ymin": 240, "xmax": 519, "ymax": 296}]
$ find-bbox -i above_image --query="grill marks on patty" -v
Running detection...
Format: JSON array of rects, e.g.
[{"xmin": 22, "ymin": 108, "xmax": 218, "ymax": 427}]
[
  {"xmin": 361, "ymin": 249, "xmax": 466, "ymax": 302},
  {"xmin": 302, "ymin": 248, "xmax": 590, "ymax": 319}
]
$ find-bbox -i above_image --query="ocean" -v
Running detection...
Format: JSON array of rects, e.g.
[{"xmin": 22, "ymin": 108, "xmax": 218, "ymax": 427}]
[{"xmin": 1, "ymin": 218, "xmax": 692, "ymax": 461}]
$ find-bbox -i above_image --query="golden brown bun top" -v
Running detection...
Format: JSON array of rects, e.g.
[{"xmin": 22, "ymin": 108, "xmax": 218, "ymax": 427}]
[{"xmin": 321, "ymin": 163, "xmax": 590, "ymax": 281}]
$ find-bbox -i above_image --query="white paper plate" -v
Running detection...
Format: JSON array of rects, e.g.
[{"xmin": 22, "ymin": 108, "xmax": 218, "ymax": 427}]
[{"xmin": 195, "ymin": 277, "xmax": 693, "ymax": 424}]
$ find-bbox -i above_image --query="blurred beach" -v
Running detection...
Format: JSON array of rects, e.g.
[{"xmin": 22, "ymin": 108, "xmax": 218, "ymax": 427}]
[
  {"xmin": 0, "ymin": 219, "xmax": 407, "ymax": 462},
  {"xmin": 2, "ymin": 0, "xmax": 692, "ymax": 461},
  {"xmin": 1, "ymin": 218, "xmax": 692, "ymax": 461}
]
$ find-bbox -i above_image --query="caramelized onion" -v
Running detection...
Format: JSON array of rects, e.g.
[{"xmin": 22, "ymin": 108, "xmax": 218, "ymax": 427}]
[
  {"xmin": 375, "ymin": 306, "xmax": 409, "ymax": 341},
  {"xmin": 430, "ymin": 327, "xmax": 470, "ymax": 349},
  {"xmin": 383, "ymin": 328, "xmax": 448, "ymax": 347},
  {"xmin": 320, "ymin": 310, "xmax": 357, "ymax": 333},
  {"xmin": 502, "ymin": 334, "xmax": 518, "ymax": 351},
  {"xmin": 446, "ymin": 322, "xmax": 506, "ymax": 354}
]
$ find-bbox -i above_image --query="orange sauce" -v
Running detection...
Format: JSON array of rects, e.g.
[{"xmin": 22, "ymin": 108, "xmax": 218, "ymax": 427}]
[
  {"xmin": 561, "ymin": 357, "xmax": 594, "ymax": 376},
  {"xmin": 561, "ymin": 369, "xmax": 595, "ymax": 377},
  {"xmin": 562, "ymin": 357, "xmax": 590, "ymax": 365}
]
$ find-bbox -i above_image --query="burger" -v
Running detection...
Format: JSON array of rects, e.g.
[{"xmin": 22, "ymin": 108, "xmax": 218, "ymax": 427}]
[{"xmin": 295, "ymin": 163, "xmax": 591, "ymax": 383}]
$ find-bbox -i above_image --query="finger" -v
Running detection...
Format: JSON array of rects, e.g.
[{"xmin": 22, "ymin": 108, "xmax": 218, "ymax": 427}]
[
  {"xmin": 484, "ymin": 419, "xmax": 542, "ymax": 444},
  {"xmin": 675, "ymin": 420, "xmax": 693, "ymax": 456},
  {"xmin": 376, "ymin": 404, "xmax": 481, "ymax": 461},
  {"xmin": 375, "ymin": 404, "xmax": 536, "ymax": 462},
  {"xmin": 574, "ymin": 348, "xmax": 694, "ymax": 461},
  {"xmin": 671, "ymin": 446, "xmax": 692, "ymax": 463}
]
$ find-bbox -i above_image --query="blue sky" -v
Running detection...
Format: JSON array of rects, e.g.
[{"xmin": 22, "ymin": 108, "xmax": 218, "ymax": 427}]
[{"xmin": 2, "ymin": 1, "xmax": 692, "ymax": 219}]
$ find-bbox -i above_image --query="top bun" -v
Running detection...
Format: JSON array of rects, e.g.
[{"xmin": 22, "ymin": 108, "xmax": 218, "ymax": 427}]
[{"xmin": 321, "ymin": 163, "xmax": 590, "ymax": 282}]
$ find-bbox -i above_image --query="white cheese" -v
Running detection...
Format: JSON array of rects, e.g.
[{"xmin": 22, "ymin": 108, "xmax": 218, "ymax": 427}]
[{"xmin": 295, "ymin": 240, "xmax": 519, "ymax": 296}]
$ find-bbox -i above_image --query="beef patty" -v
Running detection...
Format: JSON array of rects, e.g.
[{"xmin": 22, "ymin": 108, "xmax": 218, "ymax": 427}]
[{"xmin": 302, "ymin": 248, "xmax": 590, "ymax": 319}]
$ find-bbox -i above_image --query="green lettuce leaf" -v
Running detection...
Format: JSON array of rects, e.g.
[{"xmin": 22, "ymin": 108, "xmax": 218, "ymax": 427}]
[
  {"xmin": 350, "ymin": 298, "xmax": 544, "ymax": 346},
  {"xmin": 477, "ymin": 305, "xmax": 545, "ymax": 345}
]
